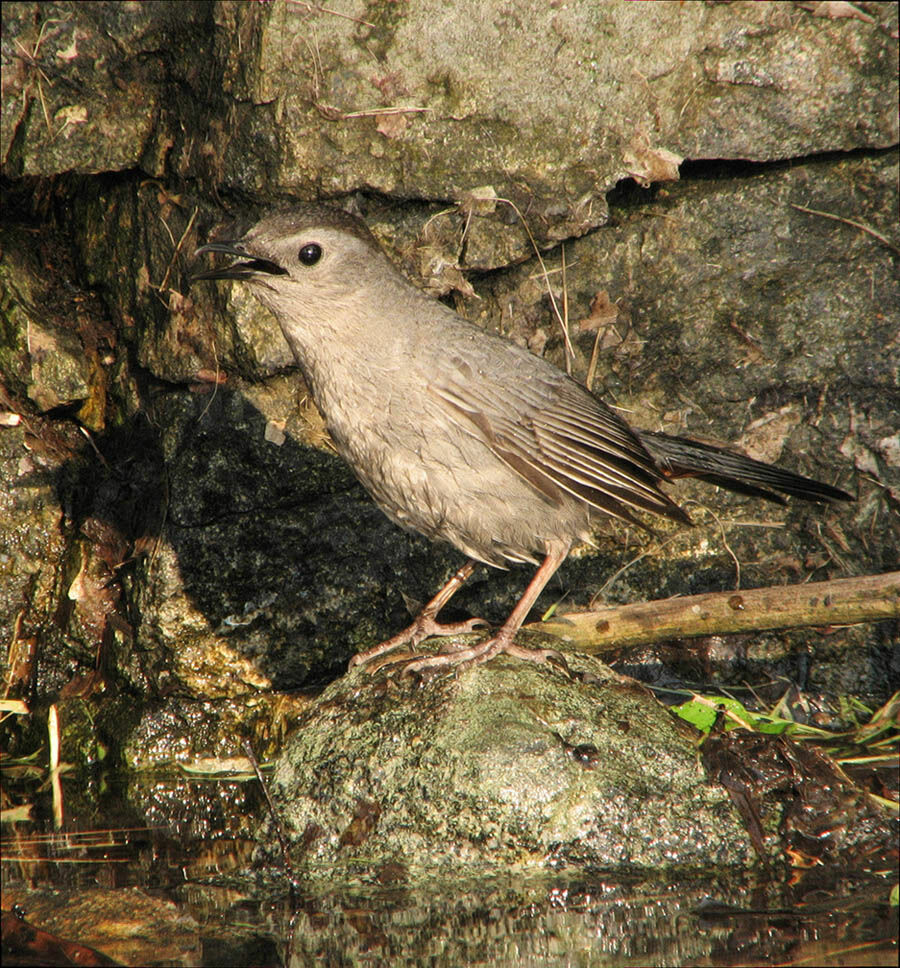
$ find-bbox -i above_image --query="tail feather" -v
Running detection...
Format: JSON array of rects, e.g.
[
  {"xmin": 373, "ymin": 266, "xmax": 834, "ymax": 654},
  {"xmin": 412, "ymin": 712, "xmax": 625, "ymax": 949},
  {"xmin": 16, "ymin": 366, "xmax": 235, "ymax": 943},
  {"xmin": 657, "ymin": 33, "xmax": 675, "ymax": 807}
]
[{"xmin": 637, "ymin": 431, "xmax": 853, "ymax": 505}]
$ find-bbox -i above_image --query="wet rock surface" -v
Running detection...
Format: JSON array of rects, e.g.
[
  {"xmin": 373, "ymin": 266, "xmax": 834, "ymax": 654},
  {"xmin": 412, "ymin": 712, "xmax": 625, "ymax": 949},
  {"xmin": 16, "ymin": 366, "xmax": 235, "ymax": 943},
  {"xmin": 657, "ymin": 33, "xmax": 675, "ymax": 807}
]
[
  {"xmin": 267, "ymin": 654, "xmax": 755, "ymax": 877},
  {"xmin": 0, "ymin": 0, "xmax": 896, "ymax": 899}
]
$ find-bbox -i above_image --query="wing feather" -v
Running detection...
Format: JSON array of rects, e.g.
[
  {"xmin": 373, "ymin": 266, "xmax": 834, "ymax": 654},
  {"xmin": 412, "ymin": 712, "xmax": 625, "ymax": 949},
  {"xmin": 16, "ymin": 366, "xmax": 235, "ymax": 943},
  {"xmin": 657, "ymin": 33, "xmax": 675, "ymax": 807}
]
[{"xmin": 431, "ymin": 367, "xmax": 689, "ymax": 529}]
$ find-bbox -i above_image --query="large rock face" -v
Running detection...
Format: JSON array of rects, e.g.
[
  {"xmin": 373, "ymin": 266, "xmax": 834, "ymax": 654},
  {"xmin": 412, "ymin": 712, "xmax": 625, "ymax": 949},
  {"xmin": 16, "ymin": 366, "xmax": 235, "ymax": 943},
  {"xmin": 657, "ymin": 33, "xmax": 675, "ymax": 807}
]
[
  {"xmin": 0, "ymin": 1, "xmax": 896, "ymax": 872},
  {"xmin": 223, "ymin": 1, "xmax": 898, "ymax": 253}
]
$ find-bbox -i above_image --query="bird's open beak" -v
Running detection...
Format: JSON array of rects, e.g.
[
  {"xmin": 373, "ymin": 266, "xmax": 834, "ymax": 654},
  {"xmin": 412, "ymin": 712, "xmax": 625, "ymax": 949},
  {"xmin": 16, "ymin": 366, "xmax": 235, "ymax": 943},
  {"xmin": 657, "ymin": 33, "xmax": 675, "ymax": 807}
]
[{"xmin": 193, "ymin": 242, "xmax": 287, "ymax": 281}]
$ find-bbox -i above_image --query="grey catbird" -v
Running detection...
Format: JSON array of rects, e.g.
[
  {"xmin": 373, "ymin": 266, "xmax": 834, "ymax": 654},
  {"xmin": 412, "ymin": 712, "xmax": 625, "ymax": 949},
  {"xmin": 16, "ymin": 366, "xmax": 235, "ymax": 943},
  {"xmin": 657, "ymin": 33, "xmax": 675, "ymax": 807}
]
[{"xmin": 194, "ymin": 205, "xmax": 851, "ymax": 673}]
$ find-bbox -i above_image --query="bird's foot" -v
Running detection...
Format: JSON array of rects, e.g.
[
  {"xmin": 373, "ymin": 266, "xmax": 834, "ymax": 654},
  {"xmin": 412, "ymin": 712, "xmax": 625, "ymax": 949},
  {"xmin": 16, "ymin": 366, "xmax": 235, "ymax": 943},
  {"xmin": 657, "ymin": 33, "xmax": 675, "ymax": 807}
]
[
  {"xmin": 394, "ymin": 629, "xmax": 570, "ymax": 678},
  {"xmin": 348, "ymin": 614, "xmax": 488, "ymax": 671}
]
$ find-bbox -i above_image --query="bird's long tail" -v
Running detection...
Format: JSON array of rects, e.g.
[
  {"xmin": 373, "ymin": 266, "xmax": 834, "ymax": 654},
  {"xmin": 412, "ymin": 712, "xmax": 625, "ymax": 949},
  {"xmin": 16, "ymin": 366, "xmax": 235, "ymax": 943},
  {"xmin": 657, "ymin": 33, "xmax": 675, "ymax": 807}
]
[{"xmin": 637, "ymin": 430, "xmax": 853, "ymax": 505}]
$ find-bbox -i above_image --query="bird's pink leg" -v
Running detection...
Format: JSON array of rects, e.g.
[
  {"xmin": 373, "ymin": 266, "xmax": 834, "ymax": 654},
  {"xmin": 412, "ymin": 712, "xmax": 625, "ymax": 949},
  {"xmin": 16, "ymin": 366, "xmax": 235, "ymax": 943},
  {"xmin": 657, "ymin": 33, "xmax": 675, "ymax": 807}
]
[
  {"xmin": 398, "ymin": 542, "xmax": 571, "ymax": 675},
  {"xmin": 349, "ymin": 560, "xmax": 486, "ymax": 669}
]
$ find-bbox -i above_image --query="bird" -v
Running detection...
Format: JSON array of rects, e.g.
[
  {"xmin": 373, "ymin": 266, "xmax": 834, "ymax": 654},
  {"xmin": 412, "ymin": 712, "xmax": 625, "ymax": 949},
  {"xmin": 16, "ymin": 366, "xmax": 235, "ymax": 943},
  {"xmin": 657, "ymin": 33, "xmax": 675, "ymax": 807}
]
[{"xmin": 194, "ymin": 203, "xmax": 852, "ymax": 674}]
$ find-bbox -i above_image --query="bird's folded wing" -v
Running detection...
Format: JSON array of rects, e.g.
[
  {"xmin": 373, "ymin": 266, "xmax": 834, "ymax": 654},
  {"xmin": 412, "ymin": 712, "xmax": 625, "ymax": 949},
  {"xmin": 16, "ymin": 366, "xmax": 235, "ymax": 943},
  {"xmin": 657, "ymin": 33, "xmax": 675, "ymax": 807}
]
[{"xmin": 431, "ymin": 371, "xmax": 689, "ymax": 529}]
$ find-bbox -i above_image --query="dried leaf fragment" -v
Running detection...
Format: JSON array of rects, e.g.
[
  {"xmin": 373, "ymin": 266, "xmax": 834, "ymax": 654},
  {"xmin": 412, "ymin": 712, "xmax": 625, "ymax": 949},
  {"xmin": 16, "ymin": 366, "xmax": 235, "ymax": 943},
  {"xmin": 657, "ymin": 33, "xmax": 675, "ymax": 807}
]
[
  {"xmin": 577, "ymin": 290, "xmax": 620, "ymax": 333},
  {"xmin": 457, "ymin": 185, "xmax": 500, "ymax": 217},
  {"xmin": 622, "ymin": 143, "xmax": 682, "ymax": 187},
  {"xmin": 806, "ymin": 1, "xmax": 876, "ymax": 23}
]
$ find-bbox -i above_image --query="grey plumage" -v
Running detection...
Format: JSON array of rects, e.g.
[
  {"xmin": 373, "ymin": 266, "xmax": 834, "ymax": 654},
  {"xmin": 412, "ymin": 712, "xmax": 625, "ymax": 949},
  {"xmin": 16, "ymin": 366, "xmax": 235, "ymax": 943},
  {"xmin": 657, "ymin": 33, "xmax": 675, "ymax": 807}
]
[{"xmin": 195, "ymin": 204, "xmax": 851, "ymax": 672}]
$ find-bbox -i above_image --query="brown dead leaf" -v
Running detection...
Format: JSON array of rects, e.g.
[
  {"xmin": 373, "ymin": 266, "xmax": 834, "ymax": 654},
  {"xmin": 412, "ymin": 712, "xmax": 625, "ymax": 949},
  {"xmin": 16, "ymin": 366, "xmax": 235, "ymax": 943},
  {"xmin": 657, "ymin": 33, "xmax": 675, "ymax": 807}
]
[
  {"xmin": 578, "ymin": 290, "xmax": 620, "ymax": 332},
  {"xmin": 67, "ymin": 550, "xmax": 117, "ymax": 646},
  {"xmin": 623, "ymin": 141, "xmax": 682, "ymax": 187},
  {"xmin": 738, "ymin": 406, "xmax": 801, "ymax": 464},
  {"xmin": 839, "ymin": 435, "xmax": 880, "ymax": 477},
  {"xmin": 457, "ymin": 185, "xmax": 500, "ymax": 218},
  {"xmin": 194, "ymin": 368, "xmax": 226, "ymax": 385},
  {"xmin": 5, "ymin": 632, "xmax": 36, "ymax": 691},
  {"xmin": 806, "ymin": 1, "xmax": 875, "ymax": 23},
  {"xmin": 59, "ymin": 669, "xmax": 107, "ymax": 700},
  {"xmin": 375, "ymin": 111, "xmax": 408, "ymax": 138}
]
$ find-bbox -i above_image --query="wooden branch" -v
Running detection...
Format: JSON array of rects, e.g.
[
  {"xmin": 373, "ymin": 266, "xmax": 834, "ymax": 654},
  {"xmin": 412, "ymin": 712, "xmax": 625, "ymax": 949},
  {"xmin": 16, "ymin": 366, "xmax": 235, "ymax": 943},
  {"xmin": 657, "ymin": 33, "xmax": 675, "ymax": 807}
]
[{"xmin": 533, "ymin": 572, "xmax": 899, "ymax": 652}]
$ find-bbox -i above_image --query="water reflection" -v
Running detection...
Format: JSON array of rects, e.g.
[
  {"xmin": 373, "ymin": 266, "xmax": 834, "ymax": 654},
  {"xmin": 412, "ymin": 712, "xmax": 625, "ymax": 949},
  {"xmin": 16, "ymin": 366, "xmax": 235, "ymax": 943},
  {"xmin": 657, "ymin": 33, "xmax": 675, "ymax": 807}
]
[{"xmin": 3, "ymin": 806, "xmax": 896, "ymax": 967}]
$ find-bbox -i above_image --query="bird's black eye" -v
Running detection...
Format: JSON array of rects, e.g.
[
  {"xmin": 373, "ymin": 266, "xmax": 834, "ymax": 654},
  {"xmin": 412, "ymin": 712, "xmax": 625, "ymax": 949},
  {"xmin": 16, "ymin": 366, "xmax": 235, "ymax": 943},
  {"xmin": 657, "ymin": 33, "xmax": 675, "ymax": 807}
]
[{"xmin": 298, "ymin": 243, "xmax": 322, "ymax": 266}]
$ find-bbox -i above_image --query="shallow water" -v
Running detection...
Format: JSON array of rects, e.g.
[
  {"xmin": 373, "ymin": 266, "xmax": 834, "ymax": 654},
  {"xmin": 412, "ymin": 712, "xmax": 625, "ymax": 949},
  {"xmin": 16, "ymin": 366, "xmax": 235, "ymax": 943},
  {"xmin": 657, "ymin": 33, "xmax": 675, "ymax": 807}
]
[{"xmin": 2, "ymin": 773, "xmax": 897, "ymax": 967}]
